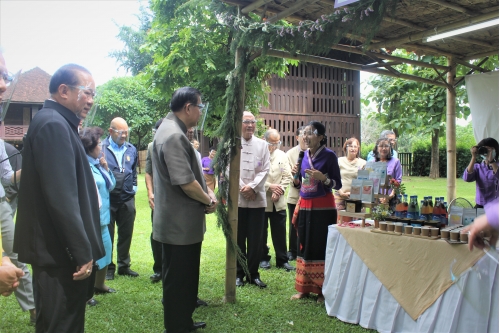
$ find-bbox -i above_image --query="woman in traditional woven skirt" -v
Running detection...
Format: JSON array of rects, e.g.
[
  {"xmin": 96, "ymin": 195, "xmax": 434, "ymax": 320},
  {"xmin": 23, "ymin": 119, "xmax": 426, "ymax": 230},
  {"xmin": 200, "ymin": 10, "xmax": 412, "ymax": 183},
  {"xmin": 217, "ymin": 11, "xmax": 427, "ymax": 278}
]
[{"xmin": 290, "ymin": 121, "xmax": 341, "ymax": 303}]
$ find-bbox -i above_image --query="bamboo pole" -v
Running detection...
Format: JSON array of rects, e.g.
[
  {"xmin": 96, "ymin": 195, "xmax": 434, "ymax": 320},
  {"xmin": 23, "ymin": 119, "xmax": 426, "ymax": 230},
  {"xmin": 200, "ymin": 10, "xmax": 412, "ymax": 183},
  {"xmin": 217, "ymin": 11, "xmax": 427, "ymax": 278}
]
[
  {"xmin": 446, "ymin": 57, "xmax": 457, "ymax": 203},
  {"xmin": 224, "ymin": 47, "xmax": 245, "ymax": 303}
]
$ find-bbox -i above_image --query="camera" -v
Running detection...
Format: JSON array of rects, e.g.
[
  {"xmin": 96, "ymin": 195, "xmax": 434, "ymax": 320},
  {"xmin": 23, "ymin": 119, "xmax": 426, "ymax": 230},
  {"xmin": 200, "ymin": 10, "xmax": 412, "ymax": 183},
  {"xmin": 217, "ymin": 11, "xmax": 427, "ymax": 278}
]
[{"xmin": 477, "ymin": 146, "xmax": 488, "ymax": 155}]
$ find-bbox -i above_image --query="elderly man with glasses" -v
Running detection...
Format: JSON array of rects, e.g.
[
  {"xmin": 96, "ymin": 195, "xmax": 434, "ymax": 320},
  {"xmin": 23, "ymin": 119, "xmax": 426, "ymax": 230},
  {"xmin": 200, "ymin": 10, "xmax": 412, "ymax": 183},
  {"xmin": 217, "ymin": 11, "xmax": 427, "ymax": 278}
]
[
  {"xmin": 260, "ymin": 129, "xmax": 295, "ymax": 272},
  {"xmin": 367, "ymin": 130, "xmax": 398, "ymax": 162},
  {"xmin": 102, "ymin": 117, "xmax": 139, "ymax": 280},
  {"xmin": 236, "ymin": 112, "xmax": 270, "ymax": 288}
]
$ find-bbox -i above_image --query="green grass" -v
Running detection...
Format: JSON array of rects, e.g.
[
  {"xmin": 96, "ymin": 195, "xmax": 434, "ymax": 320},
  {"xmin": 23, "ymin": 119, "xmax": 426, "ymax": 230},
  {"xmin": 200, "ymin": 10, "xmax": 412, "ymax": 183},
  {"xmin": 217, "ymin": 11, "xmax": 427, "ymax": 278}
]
[{"xmin": 0, "ymin": 175, "xmax": 477, "ymax": 332}]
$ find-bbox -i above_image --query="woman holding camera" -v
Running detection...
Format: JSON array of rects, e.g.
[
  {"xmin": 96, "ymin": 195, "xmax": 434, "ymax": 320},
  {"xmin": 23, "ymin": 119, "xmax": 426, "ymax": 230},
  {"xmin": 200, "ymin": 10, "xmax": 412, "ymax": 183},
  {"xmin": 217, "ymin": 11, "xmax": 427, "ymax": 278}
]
[{"xmin": 463, "ymin": 138, "xmax": 499, "ymax": 208}]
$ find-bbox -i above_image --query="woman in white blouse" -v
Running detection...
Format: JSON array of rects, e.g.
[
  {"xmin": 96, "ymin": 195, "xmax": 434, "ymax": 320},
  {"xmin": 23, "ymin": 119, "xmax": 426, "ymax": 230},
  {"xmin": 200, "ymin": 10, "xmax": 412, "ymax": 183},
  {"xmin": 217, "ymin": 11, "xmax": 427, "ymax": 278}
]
[{"xmin": 334, "ymin": 138, "xmax": 366, "ymax": 215}]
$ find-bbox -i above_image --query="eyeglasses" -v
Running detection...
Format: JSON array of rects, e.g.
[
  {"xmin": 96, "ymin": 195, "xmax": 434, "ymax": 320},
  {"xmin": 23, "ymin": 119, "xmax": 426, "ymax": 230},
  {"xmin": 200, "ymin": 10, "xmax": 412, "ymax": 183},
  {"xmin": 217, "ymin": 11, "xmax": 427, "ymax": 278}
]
[
  {"xmin": 110, "ymin": 128, "xmax": 129, "ymax": 136},
  {"xmin": 347, "ymin": 145, "xmax": 359, "ymax": 149},
  {"xmin": 378, "ymin": 145, "xmax": 390, "ymax": 149},
  {"xmin": 0, "ymin": 72, "xmax": 13, "ymax": 86},
  {"xmin": 388, "ymin": 139, "xmax": 398, "ymax": 143},
  {"xmin": 242, "ymin": 120, "xmax": 256, "ymax": 124},
  {"xmin": 267, "ymin": 141, "xmax": 281, "ymax": 147},
  {"xmin": 67, "ymin": 85, "xmax": 96, "ymax": 98},
  {"xmin": 189, "ymin": 103, "xmax": 205, "ymax": 112},
  {"xmin": 303, "ymin": 129, "xmax": 318, "ymax": 136}
]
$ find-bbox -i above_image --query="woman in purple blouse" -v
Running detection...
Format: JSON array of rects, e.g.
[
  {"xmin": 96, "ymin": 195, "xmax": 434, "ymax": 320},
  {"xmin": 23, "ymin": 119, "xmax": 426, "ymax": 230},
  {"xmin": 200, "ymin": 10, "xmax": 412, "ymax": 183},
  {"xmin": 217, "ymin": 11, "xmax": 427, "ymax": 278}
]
[
  {"xmin": 201, "ymin": 147, "xmax": 217, "ymax": 191},
  {"xmin": 463, "ymin": 138, "xmax": 499, "ymax": 208},
  {"xmin": 290, "ymin": 122, "xmax": 341, "ymax": 303},
  {"xmin": 373, "ymin": 138, "xmax": 402, "ymax": 210}
]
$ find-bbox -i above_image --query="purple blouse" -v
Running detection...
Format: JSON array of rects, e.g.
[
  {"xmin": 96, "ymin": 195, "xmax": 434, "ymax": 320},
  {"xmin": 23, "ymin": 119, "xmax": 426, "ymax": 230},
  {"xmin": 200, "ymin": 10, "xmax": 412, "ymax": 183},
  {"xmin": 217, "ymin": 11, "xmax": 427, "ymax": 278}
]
[
  {"xmin": 463, "ymin": 162, "xmax": 499, "ymax": 206},
  {"xmin": 485, "ymin": 200, "xmax": 499, "ymax": 229},
  {"xmin": 298, "ymin": 146, "xmax": 342, "ymax": 199},
  {"xmin": 201, "ymin": 156, "xmax": 214, "ymax": 175},
  {"xmin": 378, "ymin": 157, "xmax": 402, "ymax": 195}
]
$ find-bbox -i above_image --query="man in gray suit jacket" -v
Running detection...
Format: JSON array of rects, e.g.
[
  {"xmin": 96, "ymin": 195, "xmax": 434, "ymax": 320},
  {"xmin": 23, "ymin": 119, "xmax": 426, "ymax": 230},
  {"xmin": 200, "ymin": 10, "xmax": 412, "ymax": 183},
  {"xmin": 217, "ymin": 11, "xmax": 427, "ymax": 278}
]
[{"xmin": 152, "ymin": 87, "xmax": 217, "ymax": 333}]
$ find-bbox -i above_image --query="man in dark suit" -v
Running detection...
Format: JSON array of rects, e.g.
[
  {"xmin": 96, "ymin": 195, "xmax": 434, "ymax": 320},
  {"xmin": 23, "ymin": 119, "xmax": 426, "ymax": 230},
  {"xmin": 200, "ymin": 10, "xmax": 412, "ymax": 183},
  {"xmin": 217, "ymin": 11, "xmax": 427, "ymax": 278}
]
[
  {"xmin": 14, "ymin": 64, "xmax": 104, "ymax": 333},
  {"xmin": 152, "ymin": 87, "xmax": 217, "ymax": 332}
]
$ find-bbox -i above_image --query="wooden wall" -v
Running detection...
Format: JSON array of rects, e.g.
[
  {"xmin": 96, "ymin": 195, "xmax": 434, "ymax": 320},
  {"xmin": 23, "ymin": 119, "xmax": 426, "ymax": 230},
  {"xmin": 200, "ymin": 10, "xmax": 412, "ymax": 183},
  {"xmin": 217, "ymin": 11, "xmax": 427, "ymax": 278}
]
[{"xmin": 260, "ymin": 63, "xmax": 360, "ymax": 157}]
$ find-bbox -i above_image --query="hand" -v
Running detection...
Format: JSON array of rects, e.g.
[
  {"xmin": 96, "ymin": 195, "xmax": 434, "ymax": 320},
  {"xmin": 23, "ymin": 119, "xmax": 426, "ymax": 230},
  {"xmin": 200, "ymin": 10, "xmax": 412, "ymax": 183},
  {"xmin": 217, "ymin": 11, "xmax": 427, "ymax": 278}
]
[
  {"xmin": 340, "ymin": 191, "xmax": 350, "ymax": 199},
  {"xmin": 73, "ymin": 260, "xmax": 93, "ymax": 281},
  {"xmin": 462, "ymin": 214, "xmax": 499, "ymax": 251},
  {"xmin": 240, "ymin": 185, "xmax": 256, "ymax": 201},
  {"xmin": 291, "ymin": 164, "xmax": 298, "ymax": 175},
  {"xmin": 203, "ymin": 167, "xmax": 209, "ymax": 171},
  {"xmin": 99, "ymin": 156, "xmax": 109, "ymax": 171},
  {"xmin": 470, "ymin": 146, "xmax": 478, "ymax": 158},
  {"xmin": 148, "ymin": 193, "xmax": 155, "ymax": 210},
  {"xmin": 304, "ymin": 167, "xmax": 325, "ymax": 181},
  {"xmin": 271, "ymin": 192, "xmax": 280, "ymax": 202},
  {"xmin": 269, "ymin": 184, "xmax": 284, "ymax": 196},
  {"xmin": 379, "ymin": 197, "xmax": 388, "ymax": 204},
  {"xmin": 205, "ymin": 192, "xmax": 218, "ymax": 214},
  {"xmin": 0, "ymin": 257, "xmax": 23, "ymax": 296}
]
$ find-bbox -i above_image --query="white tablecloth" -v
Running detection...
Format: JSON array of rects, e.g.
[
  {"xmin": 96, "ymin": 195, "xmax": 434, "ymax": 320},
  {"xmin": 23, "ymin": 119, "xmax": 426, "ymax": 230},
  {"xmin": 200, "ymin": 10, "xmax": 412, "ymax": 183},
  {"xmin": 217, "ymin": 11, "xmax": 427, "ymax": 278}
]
[{"xmin": 324, "ymin": 225, "xmax": 499, "ymax": 333}]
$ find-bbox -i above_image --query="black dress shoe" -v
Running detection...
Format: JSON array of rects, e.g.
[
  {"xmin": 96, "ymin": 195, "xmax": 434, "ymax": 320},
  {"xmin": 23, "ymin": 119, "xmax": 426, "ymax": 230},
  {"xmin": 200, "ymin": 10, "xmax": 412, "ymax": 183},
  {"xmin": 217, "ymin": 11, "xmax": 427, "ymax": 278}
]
[
  {"xmin": 196, "ymin": 298, "xmax": 208, "ymax": 308},
  {"xmin": 117, "ymin": 267, "xmax": 139, "ymax": 277},
  {"xmin": 236, "ymin": 277, "xmax": 244, "ymax": 287},
  {"xmin": 259, "ymin": 260, "xmax": 271, "ymax": 269},
  {"xmin": 87, "ymin": 298, "xmax": 98, "ymax": 306},
  {"xmin": 250, "ymin": 278, "xmax": 267, "ymax": 288},
  {"xmin": 277, "ymin": 263, "xmax": 296, "ymax": 272},
  {"xmin": 287, "ymin": 252, "xmax": 296, "ymax": 261},
  {"xmin": 150, "ymin": 272, "xmax": 162, "ymax": 282},
  {"xmin": 105, "ymin": 270, "xmax": 115, "ymax": 280},
  {"xmin": 94, "ymin": 287, "xmax": 117, "ymax": 295},
  {"xmin": 189, "ymin": 321, "xmax": 207, "ymax": 331}
]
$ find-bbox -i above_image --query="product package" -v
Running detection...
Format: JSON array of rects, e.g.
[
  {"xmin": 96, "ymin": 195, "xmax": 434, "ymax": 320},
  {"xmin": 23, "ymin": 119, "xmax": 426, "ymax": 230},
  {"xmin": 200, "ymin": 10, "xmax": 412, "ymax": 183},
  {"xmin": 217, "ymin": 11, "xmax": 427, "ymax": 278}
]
[
  {"xmin": 369, "ymin": 171, "xmax": 382, "ymax": 194},
  {"xmin": 350, "ymin": 179, "xmax": 362, "ymax": 200},
  {"xmin": 448, "ymin": 206, "xmax": 464, "ymax": 226},
  {"xmin": 462, "ymin": 208, "xmax": 476, "ymax": 226},
  {"xmin": 361, "ymin": 180, "xmax": 374, "ymax": 203},
  {"xmin": 357, "ymin": 169, "xmax": 370, "ymax": 180}
]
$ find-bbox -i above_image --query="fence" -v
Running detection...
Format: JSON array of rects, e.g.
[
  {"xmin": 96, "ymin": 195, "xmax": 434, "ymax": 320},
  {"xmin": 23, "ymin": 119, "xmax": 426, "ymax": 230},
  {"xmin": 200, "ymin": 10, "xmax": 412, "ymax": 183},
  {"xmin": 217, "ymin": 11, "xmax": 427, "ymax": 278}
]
[{"xmin": 399, "ymin": 152, "xmax": 412, "ymax": 176}]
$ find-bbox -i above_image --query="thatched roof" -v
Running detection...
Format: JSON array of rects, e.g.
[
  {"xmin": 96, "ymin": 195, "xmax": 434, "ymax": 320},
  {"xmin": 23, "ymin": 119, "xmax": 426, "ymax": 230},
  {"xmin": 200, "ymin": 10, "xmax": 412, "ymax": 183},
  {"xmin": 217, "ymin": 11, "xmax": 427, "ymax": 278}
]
[{"xmin": 222, "ymin": 0, "xmax": 498, "ymax": 57}]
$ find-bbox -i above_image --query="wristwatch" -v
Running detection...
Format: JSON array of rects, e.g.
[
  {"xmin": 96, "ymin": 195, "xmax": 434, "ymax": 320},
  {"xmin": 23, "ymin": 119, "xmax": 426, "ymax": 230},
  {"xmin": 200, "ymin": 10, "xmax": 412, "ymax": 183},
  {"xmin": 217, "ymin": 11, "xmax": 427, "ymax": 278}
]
[
  {"xmin": 206, "ymin": 199, "xmax": 215, "ymax": 208},
  {"xmin": 323, "ymin": 177, "xmax": 331, "ymax": 186}
]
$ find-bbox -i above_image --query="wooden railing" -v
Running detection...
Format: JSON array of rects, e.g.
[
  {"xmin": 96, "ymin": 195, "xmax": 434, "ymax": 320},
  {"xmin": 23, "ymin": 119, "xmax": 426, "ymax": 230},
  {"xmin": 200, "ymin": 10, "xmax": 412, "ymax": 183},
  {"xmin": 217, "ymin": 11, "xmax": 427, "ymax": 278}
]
[{"xmin": 0, "ymin": 125, "xmax": 29, "ymax": 141}]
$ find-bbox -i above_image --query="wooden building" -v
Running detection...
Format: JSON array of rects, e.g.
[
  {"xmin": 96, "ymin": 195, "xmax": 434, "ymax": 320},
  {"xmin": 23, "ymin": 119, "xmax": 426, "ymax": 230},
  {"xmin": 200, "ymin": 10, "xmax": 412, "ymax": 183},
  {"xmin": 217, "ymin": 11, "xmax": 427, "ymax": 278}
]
[{"xmin": 260, "ymin": 62, "xmax": 360, "ymax": 156}]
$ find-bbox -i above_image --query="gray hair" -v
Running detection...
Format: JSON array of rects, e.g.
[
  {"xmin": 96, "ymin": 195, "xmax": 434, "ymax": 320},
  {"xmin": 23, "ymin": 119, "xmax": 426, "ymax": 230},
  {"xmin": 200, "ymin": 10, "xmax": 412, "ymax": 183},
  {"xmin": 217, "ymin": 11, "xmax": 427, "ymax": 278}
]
[
  {"xmin": 264, "ymin": 128, "xmax": 279, "ymax": 141},
  {"xmin": 380, "ymin": 130, "xmax": 395, "ymax": 139}
]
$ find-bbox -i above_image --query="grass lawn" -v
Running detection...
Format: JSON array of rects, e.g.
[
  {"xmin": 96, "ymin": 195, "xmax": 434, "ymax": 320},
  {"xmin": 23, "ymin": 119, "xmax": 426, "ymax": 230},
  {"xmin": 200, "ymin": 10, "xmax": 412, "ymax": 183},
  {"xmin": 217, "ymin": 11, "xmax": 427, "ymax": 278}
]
[{"xmin": 0, "ymin": 175, "xmax": 477, "ymax": 332}]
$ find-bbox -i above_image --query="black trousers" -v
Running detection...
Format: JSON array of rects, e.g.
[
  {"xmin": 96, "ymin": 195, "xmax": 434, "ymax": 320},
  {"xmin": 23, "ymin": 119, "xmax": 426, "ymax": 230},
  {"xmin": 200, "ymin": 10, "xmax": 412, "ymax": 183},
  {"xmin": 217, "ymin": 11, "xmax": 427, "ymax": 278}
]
[
  {"xmin": 287, "ymin": 203, "xmax": 298, "ymax": 258},
  {"xmin": 151, "ymin": 210, "xmax": 163, "ymax": 274},
  {"xmin": 32, "ymin": 265, "xmax": 91, "ymax": 333},
  {"xmin": 237, "ymin": 207, "xmax": 265, "ymax": 280},
  {"xmin": 262, "ymin": 207, "xmax": 288, "ymax": 266},
  {"xmin": 162, "ymin": 242, "xmax": 201, "ymax": 333},
  {"xmin": 108, "ymin": 198, "xmax": 136, "ymax": 272}
]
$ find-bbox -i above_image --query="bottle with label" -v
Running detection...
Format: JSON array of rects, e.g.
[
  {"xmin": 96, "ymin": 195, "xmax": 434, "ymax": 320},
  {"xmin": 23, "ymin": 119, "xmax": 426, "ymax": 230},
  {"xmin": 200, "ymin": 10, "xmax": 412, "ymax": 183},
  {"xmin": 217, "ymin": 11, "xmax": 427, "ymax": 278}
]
[
  {"xmin": 432, "ymin": 197, "xmax": 441, "ymax": 221},
  {"xmin": 407, "ymin": 196, "xmax": 417, "ymax": 219},
  {"xmin": 414, "ymin": 196, "xmax": 420, "ymax": 220},
  {"xmin": 395, "ymin": 194, "xmax": 404, "ymax": 218},
  {"xmin": 402, "ymin": 194, "xmax": 408, "ymax": 217}
]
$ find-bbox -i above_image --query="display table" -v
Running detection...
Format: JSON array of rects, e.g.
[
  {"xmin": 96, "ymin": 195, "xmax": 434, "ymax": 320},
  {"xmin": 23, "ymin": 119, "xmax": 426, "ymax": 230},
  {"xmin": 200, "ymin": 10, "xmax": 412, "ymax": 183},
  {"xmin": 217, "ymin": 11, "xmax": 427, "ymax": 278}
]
[{"xmin": 324, "ymin": 225, "xmax": 499, "ymax": 333}]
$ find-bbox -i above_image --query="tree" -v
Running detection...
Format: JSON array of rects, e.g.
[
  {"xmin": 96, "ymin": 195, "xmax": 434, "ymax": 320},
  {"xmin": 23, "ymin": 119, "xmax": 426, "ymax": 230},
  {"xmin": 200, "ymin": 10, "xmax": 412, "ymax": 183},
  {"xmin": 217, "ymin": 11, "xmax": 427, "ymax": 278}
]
[
  {"xmin": 91, "ymin": 76, "xmax": 168, "ymax": 151},
  {"xmin": 109, "ymin": 5, "xmax": 153, "ymax": 76},
  {"xmin": 142, "ymin": 0, "xmax": 291, "ymax": 137},
  {"xmin": 365, "ymin": 51, "xmax": 497, "ymax": 179}
]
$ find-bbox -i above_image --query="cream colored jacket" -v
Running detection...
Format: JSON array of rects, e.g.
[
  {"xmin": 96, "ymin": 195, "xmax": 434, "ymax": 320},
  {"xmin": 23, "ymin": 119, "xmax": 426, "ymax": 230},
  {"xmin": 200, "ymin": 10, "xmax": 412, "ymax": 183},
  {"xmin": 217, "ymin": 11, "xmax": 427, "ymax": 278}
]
[
  {"xmin": 286, "ymin": 145, "xmax": 302, "ymax": 205},
  {"xmin": 238, "ymin": 135, "xmax": 270, "ymax": 208},
  {"xmin": 265, "ymin": 149, "xmax": 292, "ymax": 212}
]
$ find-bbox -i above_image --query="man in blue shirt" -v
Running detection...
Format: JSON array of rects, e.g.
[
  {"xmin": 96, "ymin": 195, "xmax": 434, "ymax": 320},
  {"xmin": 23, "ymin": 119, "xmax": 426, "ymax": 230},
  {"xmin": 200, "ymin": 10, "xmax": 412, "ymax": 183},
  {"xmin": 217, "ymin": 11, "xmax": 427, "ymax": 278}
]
[{"xmin": 102, "ymin": 117, "xmax": 139, "ymax": 279}]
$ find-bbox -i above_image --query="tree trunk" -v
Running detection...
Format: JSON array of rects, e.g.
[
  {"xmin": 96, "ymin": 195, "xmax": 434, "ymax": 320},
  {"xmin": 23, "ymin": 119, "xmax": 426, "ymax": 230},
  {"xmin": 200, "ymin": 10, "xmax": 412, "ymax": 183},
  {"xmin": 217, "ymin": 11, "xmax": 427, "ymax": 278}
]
[{"xmin": 429, "ymin": 128, "xmax": 440, "ymax": 179}]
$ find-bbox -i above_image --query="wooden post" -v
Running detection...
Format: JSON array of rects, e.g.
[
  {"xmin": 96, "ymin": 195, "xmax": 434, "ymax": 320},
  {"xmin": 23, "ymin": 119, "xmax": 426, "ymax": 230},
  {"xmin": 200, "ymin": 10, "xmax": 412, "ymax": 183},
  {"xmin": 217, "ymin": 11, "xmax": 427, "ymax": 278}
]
[
  {"xmin": 446, "ymin": 57, "xmax": 457, "ymax": 203},
  {"xmin": 224, "ymin": 47, "xmax": 245, "ymax": 303}
]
